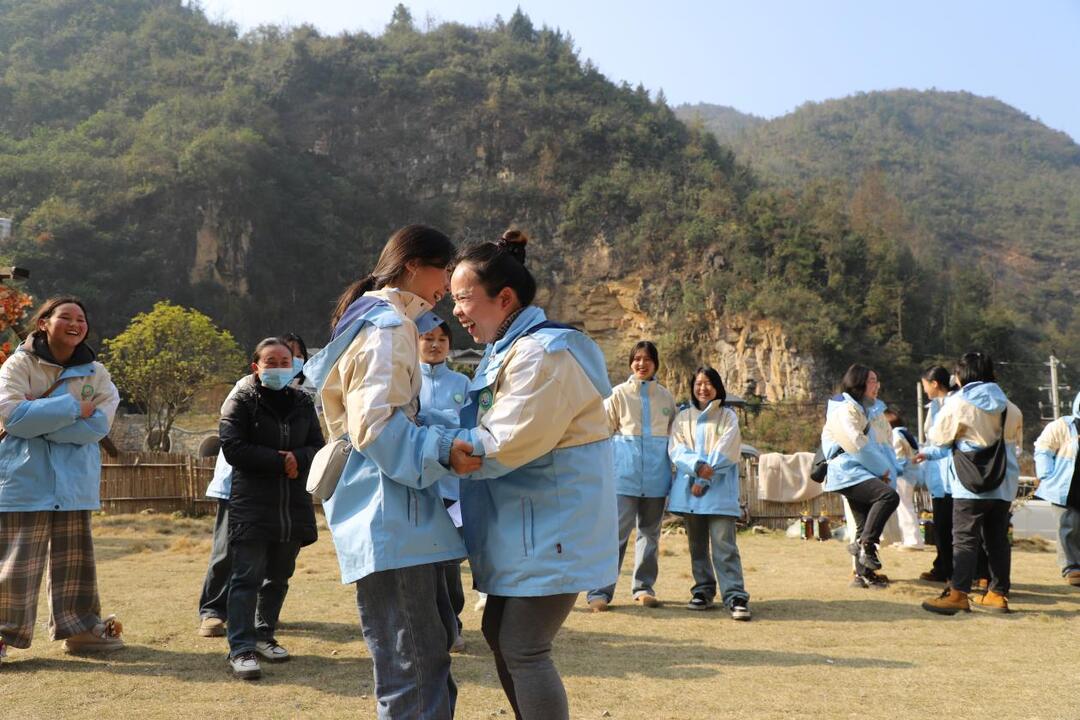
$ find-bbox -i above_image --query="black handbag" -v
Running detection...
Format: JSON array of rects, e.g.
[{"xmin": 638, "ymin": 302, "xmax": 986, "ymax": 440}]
[
  {"xmin": 810, "ymin": 419, "xmax": 870, "ymax": 483},
  {"xmin": 952, "ymin": 410, "xmax": 1008, "ymax": 494}
]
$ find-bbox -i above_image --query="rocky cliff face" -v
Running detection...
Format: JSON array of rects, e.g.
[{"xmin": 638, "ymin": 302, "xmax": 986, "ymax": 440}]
[{"xmin": 539, "ymin": 272, "xmax": 821, "ymax": 402}]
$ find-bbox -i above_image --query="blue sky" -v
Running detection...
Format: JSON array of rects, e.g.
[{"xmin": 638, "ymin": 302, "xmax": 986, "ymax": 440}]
[{"xmin": 200, "ymin": 0, "xmax": 1080, "ymax": 141}]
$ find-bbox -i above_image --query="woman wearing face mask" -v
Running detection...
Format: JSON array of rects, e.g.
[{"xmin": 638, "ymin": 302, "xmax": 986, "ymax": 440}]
[
  {"xmin": 0, "ymin": 297, "xmax": 121, "ymax": 663},
  {"xmin": 417, "ymin": 320, "xmax": 471, "ymax": 653},
  {"xmin": 218, "ymin": 337, "xmax": 324, "ymax": 679},
  {"xmin": 303, "ymin": 224, "xmax": 478, "ymax": 720},
  {"xmin": 450, "ymin": 230, "xmax": 618, "ymax": 720},
  {"xmin": 587, "ymin": 340, "xmax": 676, "ymax": 612},
  {"xmin": 820, "ymin": 364, "xmax": 901, "ymax": 588},
  {"xmin": 668, "ymin": 367, "xmax": 751, "ymax": 620},
  {"xmin": 197, "ymin": 332, "xmax": 309, "ymax": 639}
]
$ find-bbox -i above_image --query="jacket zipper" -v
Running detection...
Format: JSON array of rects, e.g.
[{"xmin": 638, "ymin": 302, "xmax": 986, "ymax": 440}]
[{"xmin": 280, "ymin": 420, "xmax": 291, "ymax": 542}]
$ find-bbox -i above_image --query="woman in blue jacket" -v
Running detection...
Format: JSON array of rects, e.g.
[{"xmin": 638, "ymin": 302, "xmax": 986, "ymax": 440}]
[
  {"xmin": 587, "ymin": 341, "xmax": 676, "ymax": 611},
  {"xmin": 668, "ymin": 366, "xmax": 751, "ymax": 620},
  {"xmin": 820, "ymin": 364, "xmax": 901, "ymax": 588},
  {"xmin": 450, "ymin": 230, "xmax": 618, "ymax": 720},
  {"xmin": 418, "ymin": 319, "xmax": 471, "ymax": 652},
  {"xmin": 0, "ymin": 297, "xmax": 121, "ymax": 663},
  {"xmin": 305, "ymin": 225, "xmax": 478, "ymax": 720},
  {"xmin": 1033, "ymin": 390, "xmax": 1080, "ymax": 586}
]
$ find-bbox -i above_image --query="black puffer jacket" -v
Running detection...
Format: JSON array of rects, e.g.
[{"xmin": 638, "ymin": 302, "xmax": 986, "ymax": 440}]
[{"xmin": 219, "ymin": 375, "xmax": 324, "ymax": 546}]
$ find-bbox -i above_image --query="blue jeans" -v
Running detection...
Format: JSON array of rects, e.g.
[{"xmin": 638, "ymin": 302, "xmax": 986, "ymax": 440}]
[
  {"xmin": 355, "ymin": 563, "xmax": 458, "ymax": 720},
  {"xmin": 1053, "ymin": 505, "xmax": 1080, "ymax": 575},
  {"xmin": 588, "ymin": 495, "xmax": 665, "ymax": 602},
  {"xmin": 226, "ymin": 540, "xmax": 300, "ymax": 656},
  {"xmin": 683, "ymin": 514, "xmax": 749, "ymax": 608}
]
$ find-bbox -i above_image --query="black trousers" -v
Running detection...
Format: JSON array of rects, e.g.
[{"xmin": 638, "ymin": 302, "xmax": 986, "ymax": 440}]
[
  {"xmin": 951, "ymin": 498, "xmax": 1011, "ymax": 595},
  {"xmin": 838, "ymin": 479, "xmax": 900, "ymax": 549}
]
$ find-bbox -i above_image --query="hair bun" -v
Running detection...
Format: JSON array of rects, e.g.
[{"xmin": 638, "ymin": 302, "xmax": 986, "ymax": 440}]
[{"xmin": 497, "ymin": 230, "xmax": 529, "ymax": 264}]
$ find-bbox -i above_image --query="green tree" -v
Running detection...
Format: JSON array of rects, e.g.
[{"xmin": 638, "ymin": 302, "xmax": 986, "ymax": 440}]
[{"xmin": 102, "ymin": 301, "xmax": 244, "ymax": 450}]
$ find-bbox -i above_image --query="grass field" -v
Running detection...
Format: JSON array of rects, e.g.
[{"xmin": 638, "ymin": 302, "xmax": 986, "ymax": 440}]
[{"xmin": 3, "ymin": 513, "xmax": 1078, "ymax": 720}]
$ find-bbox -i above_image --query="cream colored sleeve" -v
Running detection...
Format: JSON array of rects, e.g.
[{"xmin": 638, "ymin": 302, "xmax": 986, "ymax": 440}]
[
  {"xmin": 1034, "ymin": 419, "xmax": 1066, "ymax": 454},
  {"xmin": 471, "ymin": 343, "xmax": 592, "ymax": 470},
  {"xmin": 1006, "ymin": 401, "xmax": 1023, "ymax": 455},
  {"xmin": 715, "ymin": 408, "xmax": 742, "ymax": 465},
  {"xmin": 604, "ymin": 391, "xmax": 621, "ymax": 434},
  {"xmin": 91, "ymin": 363, "xmax": 120, "ymax": 427},
  {"xmin": 827, "ymin": 403, "xmax": 869, "ymax": 455},
  {"xmin": 337, "ymin": 325, "xmax": 417, "ymax": 452},
  {"xmin": 0, "ymin": 352, "xmax": 34, "ymax": 422},
  {"xmin": 928, "ymin": 401, "xmax": 961, "ymax": 447}
]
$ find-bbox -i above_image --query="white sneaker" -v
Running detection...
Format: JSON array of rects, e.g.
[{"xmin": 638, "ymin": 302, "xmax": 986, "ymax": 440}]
[
  {"xmin": 474, "ymin": 594, "xmax": 487, "ymax": 612},
  {"xmin": 254, "ymin": 640, "xmax": 290, "ymax": 662},
  {"xmin": 229, "ymin": 651, "xmax": 262, "ymax": 679}
]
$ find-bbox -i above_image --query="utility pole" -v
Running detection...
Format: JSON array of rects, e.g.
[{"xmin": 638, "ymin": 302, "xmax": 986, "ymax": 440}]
[{"xmin": 1040, "ymin": 355, "xmax": 1069, "ymax": 421}]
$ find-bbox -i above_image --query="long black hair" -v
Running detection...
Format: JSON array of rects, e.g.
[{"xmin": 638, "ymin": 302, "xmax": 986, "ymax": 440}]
[{"xmin": 331, "ymin": 225, "xmax": 455, "ymax": 328}]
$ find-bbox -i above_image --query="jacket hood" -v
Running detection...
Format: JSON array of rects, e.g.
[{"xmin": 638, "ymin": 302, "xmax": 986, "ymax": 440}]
[
  {"xmin": 22, "ymin": 331, "xmax": 96, "ymax": 367},
  {"xmin": 958, "ymin": 381, "xmax": 1008, "ymax": 413}
]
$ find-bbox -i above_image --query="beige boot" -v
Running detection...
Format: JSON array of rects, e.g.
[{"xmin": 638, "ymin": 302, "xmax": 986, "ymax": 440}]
[
  {"xmin": 63, "ymin": 615, "xmax": 124, "ymax": 653},
  {"xmin": 972, "ymin": 589, "xmax": 1010, "ymax": 614},
  {"xmin": 921, "ymin": 588, "xmax": 971, "ymax": 615}
]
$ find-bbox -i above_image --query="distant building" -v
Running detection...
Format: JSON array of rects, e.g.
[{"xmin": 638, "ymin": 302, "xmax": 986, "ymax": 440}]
[{"xmin": 0, "ymin": 218, "xmax": 11, "ymax": 240}]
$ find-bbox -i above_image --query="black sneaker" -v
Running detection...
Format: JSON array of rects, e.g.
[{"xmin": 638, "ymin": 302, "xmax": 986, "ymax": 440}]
[
  {"xmin": 863, "ymin": 571, "xmax": 889, "ymax": 589},
  {"xmin": 858, "ymin": 543, "xmax": 882, "ymax": 571},
  {"xmin": 686, "ymin": 594, "xmax": 714, "ymax": 611},
  {"xmin": 730, "ymin": 599, "xmax": 752, "ymax": 621}
]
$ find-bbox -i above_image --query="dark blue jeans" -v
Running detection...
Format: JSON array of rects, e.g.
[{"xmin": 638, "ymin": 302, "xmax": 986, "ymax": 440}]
[
  {"xmin": 226, "ymin": 539, "xmax": 300, "ymax": 657},
  {"xmin": 355, "ymin": 563, "xmax": 458, "ymax": 720}
]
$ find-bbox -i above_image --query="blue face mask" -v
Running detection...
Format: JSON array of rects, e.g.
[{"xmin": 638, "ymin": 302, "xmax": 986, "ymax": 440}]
[
  {"xmin": 259, "ymin": 367, "xmax": 297, "ymax": 391},
  {"xmin": 292, "ymin": 357, "xmax": 305, "ymax": 376}
]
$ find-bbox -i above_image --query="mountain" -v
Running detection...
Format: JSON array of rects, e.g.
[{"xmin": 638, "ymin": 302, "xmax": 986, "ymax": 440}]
[
  {"xmin": 725, "ymin": 90, "xmax": 1080, "ymax": 364},
  {"xmin": 673, "ymin": 103, "xmax": 766, "ymax": 146}
]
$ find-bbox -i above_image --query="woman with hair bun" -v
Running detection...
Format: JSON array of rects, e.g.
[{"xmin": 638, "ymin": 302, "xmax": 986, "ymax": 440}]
[{"xmin": 450, "ymin": 229, "xmax": 618, "ymax": 720}]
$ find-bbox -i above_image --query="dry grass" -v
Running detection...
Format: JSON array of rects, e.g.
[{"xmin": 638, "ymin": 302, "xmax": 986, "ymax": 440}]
[{"xmin": 3, "ymin": 514, "xmax": 1078, "ymax": 720}]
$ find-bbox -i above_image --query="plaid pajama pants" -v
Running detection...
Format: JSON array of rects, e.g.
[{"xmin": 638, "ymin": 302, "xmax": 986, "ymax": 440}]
[{"xmin": 0, "ymin": 511, "xmax": 102, "ymax": 648}]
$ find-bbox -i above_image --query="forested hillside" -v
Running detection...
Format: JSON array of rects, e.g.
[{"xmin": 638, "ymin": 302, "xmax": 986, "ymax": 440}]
[{"xmin": 0, "ymin": 1, "xmax": 1059, "ymax": 413}]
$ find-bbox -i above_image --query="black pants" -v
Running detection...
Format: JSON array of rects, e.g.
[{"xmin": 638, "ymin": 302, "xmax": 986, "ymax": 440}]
[
  {"xmin": 226, "ymin": 539, "xmax": 300, "ymax": 656},
  {"xmin": 952, "ymin": 499, "xmax": 1011, "ymax": 595},
  {"xmin": 443, "ymin": 562, "xmax": 464, "ymax": 633},
  {"xmin": 931, "ymin": 496, "xmax": 954, "ymax": 578},
  {"xmin": 838, "ymin": 478, "xmax": 900, "ymax": 551}
]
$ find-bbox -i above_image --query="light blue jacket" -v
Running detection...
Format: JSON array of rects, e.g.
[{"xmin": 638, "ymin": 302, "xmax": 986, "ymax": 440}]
[
  {"xmin": 457, "ymin": 306, "xmax": 619, "ymax": 597},
  {"xmin": 820, "ymin": 394, "xmax": 899, "ymax": 492},
  {"xmin": 920, "ymin": 396, "xmax": 953, "ymax": 498},
  {"xmin": 1033, "ymin": 391, "xmax": 1080, "ymax": 506},
  {"xmin": 667, "ymin": 402, "xmax": 742, "ymax": 517},
  {"xmin": 305, "ymin": 292, "xmax": 466, "ymax": 584},
  {"xmin": 419, "ymin": 361, "xmax": 470, "ymax": 502},
  {"xmin": 0, "ymin": 348, "xmax": 119, "ymax": 512},
  {"xmin": 205, "ymin": 376, "xmax": 248, "ymax": 501},
  {"xmin": 608, "ymin": 377, "xmax": 676, "ymax": 498},
  {"xmin": 921, "ymin": 382, "xmax": 1022, "ymax": 502}
]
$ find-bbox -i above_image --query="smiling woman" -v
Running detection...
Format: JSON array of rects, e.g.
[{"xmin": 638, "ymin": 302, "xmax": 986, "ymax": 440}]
[
  {"xmin": 450, "ymin": 229, "xmax": 618, "ymax": 720},
  {"xmin": 0, "ymin": 296, "xmax": 122, "ymax": 662}
]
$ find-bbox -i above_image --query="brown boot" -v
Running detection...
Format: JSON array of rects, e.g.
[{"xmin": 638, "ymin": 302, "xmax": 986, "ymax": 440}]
[
  {"xmin": 973, "ymin": 589, "xmax": 1010, "ymax": 613},
  {"xmin": 1066, "ymin": 571, "xmax": 1080, "ymax": 587},
  {"xmin": 973, "ymin": 578, "xmax": 989, "ymax": 594},
  {"xmin": 921, "ymin": 588, "xmax": 970, "ymax": 615}
]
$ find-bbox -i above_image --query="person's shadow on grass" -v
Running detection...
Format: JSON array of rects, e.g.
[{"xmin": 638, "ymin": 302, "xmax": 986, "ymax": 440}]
[{"xmin": 0, "ymin": 645, "xmax": 373, "ymax": 696}]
